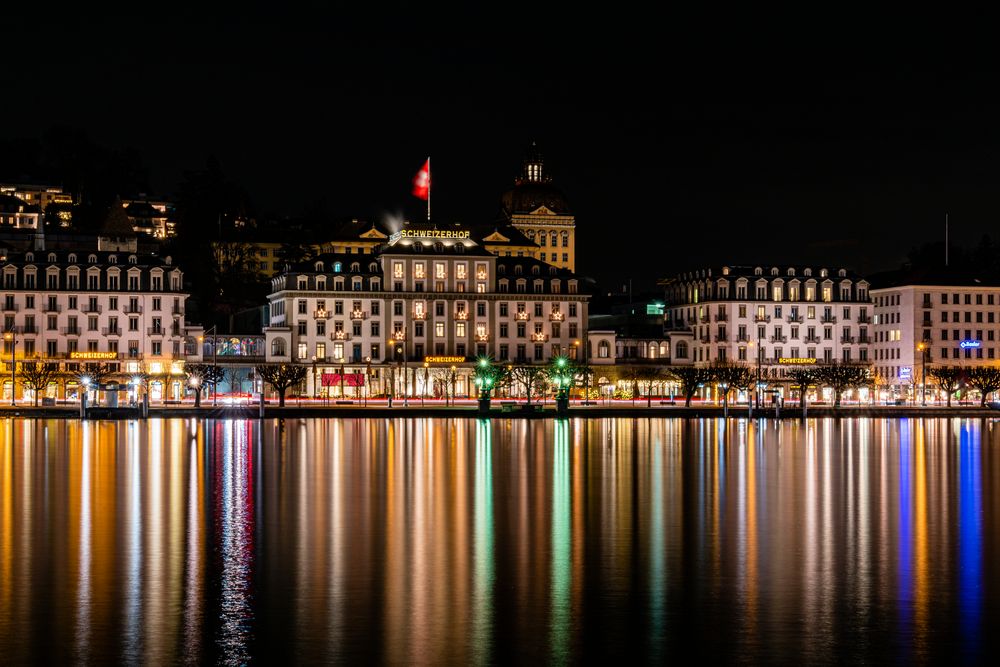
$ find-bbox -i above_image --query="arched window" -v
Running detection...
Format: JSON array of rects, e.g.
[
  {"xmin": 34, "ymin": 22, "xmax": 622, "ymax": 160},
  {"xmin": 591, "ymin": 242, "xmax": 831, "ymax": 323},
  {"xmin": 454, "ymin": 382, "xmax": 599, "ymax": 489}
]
[
  {"xmin": 68, "ymin": 253, "xmax": 77, "ymax": 263},
  {"xmin": 660, "ymin": 343, "xmax": 669, "ymax": 357},
  {"xmin": 333, "ymin": 262, "xmax": 342, "ymax": 272},
  {"xmin": 47, "ymin": 253, "xmax": 56, "ymax": 262},
  {"xmin": 271, "ymin": 338, "xmax": 287, "ymax": 356},
  {"xmin": 128, "ymin": 255, "xmax": 137, "ymax": 264},
  {"xmin": 675, "ymin": 341, "xmax": 689, "ymax": 359},
  {"xmin": 648, "ymin": 342, "xmax": 658, "ymax": 358},
  {"xmin": 88, "ymin": 254, "xmax": 97, "ymax": 263},
  {"xmin": 25, "ymin": 252, "xmax": 33, "ymax": 262},
  {"xmin": 108, "ymin": 255, "xmax": 117, "ymax": 264},
  {"xmin": 350, "ymin": 262, "xmax": 360, "ymax": 272}
]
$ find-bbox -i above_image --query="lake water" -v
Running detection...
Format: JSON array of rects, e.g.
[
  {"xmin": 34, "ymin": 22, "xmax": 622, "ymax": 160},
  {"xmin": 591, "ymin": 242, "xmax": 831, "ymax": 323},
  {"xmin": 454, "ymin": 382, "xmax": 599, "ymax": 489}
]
[{"xmin": 0, "ymin": 417, "xmax": 998, "ymax": 664}]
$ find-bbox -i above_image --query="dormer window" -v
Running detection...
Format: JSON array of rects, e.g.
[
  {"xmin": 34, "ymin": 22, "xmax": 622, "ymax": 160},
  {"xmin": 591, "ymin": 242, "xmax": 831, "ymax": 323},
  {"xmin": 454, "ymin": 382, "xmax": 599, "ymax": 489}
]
[
  {"xmin": 25, "ymin": 252, "xmax": 33, "ymax": 262},
  {"xmin": 88, "ymin": 254, "xmax": 97, "ymax": 264},
  {"xmin": 109, "ymin": 255, "xmax": 117, "ymax": 264},
  {"xmin": 314, "ymin": 261, "xmax": 324, "ymax": 272},
  {"xmin": 68, "ymin": 254, "xmax": 76, "ymax": 263},
  {"xmin": 47, "ymin": 253, "xmax": 56, "ymax": 262},
  {"xmin": 754, "ymin": 267, "xmax": 763, "ymax": 275},
  {"xmin": 333, "ymin": 262, "xmax": 342, "ymax": 272},
  {"xmin": 128, "ymin": 254, "xmax": 137, "ymax": 264}
]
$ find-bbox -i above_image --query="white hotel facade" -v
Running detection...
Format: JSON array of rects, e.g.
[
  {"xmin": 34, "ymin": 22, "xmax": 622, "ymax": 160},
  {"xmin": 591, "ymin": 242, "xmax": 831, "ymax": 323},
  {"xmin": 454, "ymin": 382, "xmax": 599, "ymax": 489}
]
[
  {"xmin": 663, "ymin": 265, "xmax": 872, "ymax": 377},
  {"xmin": 263, "ymin": 227, "xmax": 589, "ymax": 397}
]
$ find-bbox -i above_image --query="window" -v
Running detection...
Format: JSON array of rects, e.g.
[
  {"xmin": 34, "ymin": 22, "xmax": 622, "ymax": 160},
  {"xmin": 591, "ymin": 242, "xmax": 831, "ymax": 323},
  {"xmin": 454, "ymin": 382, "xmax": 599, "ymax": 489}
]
[{"xmin": 297, "ymin": 343, "xmax": 308, "ymax": 359}]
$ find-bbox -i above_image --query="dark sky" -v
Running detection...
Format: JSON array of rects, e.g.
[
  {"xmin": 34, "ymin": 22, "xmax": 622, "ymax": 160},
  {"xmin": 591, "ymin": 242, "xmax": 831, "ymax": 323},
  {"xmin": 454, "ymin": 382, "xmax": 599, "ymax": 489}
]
[{"xmin": 2, "ymin": 5, "xmax": 998, "ymax": 290}]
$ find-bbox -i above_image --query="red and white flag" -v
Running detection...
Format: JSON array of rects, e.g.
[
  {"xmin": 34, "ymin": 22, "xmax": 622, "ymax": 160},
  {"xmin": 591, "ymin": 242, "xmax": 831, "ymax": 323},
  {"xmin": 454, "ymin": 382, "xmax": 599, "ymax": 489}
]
[{"xmin": 412, "ymin": 158, "xmax": 430, "ymax": 200}]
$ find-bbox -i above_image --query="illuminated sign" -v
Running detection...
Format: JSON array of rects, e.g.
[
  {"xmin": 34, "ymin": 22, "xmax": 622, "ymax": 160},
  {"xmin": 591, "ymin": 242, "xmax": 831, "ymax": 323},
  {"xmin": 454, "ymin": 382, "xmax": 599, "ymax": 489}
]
[
  {"xmin": 389, "ymin": 229, "xmax": 471, "ymax": 244},
  {"xmin": 960, "ymin": 339, "xmax": 982, "ymax": 349},
  {"xmin": 900, "ymin": 366, "xmax": 912, "ymax": 380},
  {"xmin": 70, "ymin": 351, "xmax": 118, "ymax": 360},
  {"xmin": 424, "ymin": 356, "xmax": 465, "ymax": 364},
  {"xmin": 778, "ymin": 357, "xmax": 817, "ymax": 365},
  {"xmin": 321, "ymin": 373, "xmax": 365, "ymax": 387}
]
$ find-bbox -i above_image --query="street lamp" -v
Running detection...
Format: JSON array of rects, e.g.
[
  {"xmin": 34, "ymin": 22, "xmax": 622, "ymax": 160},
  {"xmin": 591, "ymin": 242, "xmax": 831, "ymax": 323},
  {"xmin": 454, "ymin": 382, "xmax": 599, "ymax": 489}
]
[
  {"xmin": 422, "ymin": 361, "xmax": 429, "ymax": 406},
  {"xmin": 199, "ymin": 325, "xmax": 219, "ymax": 406},
  {"xmin": 311, "ymin": 355, "xmax": 318, "ymax": 401},
  {"xmin": 3, "ymin": 330, "xmax": 14, "ymax": 406},
  {"xmin": 450, "ymin": 364, "xmax": 457, "ymax": 405},
  {"xmin": 917, "ymin": 342, "xmax": 928, "ymax": 406},
  {"xmin": 338, "ymin": 357, "xmax": 346, "ymax": 399},
  {"xmin": 364, "ymin": 355, "xmax": 371, "ymax": 407},
  {"xmin": 396, "ymin": 343, "xmax": 408, "ymax": 407}
]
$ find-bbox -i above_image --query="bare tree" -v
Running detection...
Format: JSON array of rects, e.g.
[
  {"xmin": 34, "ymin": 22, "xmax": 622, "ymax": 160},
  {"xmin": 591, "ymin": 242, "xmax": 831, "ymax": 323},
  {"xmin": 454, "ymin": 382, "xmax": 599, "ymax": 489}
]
[
  {"xmin": 186, "ymin": 363, "xmax": 225, "ymax": 408},
  {"xmin": 508, "ymin": 365, "xmax": 549, "ymax": 406},
  {"xmin": 967, "ymin": 366, "xmax": 1000, "ymax": 406},
  {"xmin": 788, "ymin": 368, "xmax": 815, "ymax": 417},
  {"xmin": 928, "ymin": 366, "xmax": 963, "ymax": 407},
  {"xmin": 669, "ymin": 366, "xmax": 716, "ymax": 407},
  {"xmin": 712, "ymin": 361, "xmax": 755, "ymax": 416},
  {"xmin": 18, "ymin": 362, "xmax": 59, "ymax": 406},
  {"xmin": 812, "ymin": 363, "xmax": 870, "ymax": 408},
  {"xmin": 255, "ymin": 364, "xmax": 307, "ymax": 407}
]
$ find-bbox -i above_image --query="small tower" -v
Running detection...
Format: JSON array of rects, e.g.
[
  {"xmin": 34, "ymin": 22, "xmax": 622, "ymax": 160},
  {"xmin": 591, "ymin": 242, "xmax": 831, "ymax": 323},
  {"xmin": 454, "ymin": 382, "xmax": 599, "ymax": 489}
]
[{"xmin": 97, "ymin": 197, "xmax": 138, "ymax": 252}]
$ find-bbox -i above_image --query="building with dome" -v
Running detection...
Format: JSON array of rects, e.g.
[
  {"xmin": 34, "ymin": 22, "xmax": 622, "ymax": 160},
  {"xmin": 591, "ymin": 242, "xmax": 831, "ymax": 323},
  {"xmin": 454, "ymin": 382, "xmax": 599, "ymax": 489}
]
[{"xmin": 500, "ymin": 143, "xmax": 577, "ymax": 271}]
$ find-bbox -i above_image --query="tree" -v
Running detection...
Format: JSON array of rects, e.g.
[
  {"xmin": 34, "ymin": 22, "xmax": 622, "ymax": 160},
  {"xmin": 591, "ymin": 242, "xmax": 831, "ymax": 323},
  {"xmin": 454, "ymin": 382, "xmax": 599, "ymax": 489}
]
[
  {"xmin": 634, "ymin": 366, "xmax": 666, "ymax": 407},
  {"xmin": 928, "ymin": 366, "xmax": 963, "ymax": 407},
  {"xmin": 668, "ymin": 366, "xmax": 716, "ymax": 407},
  {"xmin": 967, "ymin": 366, "xmax": 1000, "ymax": 406},
  {"xmin": 788, "ymin": 368, "xmax": 815, "ymax": 416},
  {"xmin": 18, "ymin": 362, "xmax": 59, "ymax": 406},
  {"xmin": 547, "ymin": 356, "xmax": 576, "ymax": 402},
  {"xmin": 812, "ymin": 363, "xmax": 871, "ymax": 408},
  {"xmin": 255, "ymin": 364, "xmax": 308, "ymax": 407},
  {"xmin": 186, "ymin": 363, "xmax": 225, "ymax": 408},
  {"xmin": 473, "ymin": 356, "xmax": 506, "ymax": 400},
  {"xmin": 224, "ymin": 365, "xmax": 243, "ymax": 396},
  {"xmin": 76, "ymin": 362, "xmax": 117, "ymax": 388},
  {"xmin": 508, "ymin": 365, "xmax": 549, "ymax": 406},
  {"xmin": 712, "ymin": 361, "xmax": 755, "ymax": 415}
]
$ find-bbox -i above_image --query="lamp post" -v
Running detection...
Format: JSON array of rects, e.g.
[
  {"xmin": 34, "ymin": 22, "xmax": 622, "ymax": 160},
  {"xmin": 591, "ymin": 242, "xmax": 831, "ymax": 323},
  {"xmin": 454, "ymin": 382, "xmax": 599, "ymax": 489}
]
[
  {"xmin": 917, "ymin": 342, "xmax": 928, "ymax": 406},
  {"xmin": 450, "ymin": 365, "xmax": 457, "ymax": 405},
  {"xmin": 200, "ymin": 325, "xmax": 219, "ymax": 406},
  {"xmin": 3, "ymin": 330, "xmax": 14, "ymax": 406},
  {"xmin": 398, "ymin": 344, "xmax": 408, "ymax": 407},
  {"xmin": 338, "ymin": 357, "xmax": 345, "ymax": 400},
  {"xmin": 422, "ymin": 361, "xmax": 429, "ymax": 406},
  {"xmin": 364, "ymin": 356, "xmax": 371, "ymax": 407},
  {"xmin": 311, "ymin": 355, "xmax": 318, "ymax": 401}
]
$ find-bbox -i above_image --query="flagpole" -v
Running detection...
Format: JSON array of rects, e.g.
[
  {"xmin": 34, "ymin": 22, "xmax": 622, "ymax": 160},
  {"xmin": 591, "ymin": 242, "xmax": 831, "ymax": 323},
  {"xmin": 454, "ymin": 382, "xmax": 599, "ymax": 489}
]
[{"xmin": 427, "ymin": 156, "xmax": 431, "ymax": 222}]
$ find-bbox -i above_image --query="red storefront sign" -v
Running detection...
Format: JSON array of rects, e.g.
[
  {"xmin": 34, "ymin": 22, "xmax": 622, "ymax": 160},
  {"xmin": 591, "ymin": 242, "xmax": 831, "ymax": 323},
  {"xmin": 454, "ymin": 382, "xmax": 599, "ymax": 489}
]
[{"xmin": 321, "ymin": 373, "xmax": 366, "ymax": 387}]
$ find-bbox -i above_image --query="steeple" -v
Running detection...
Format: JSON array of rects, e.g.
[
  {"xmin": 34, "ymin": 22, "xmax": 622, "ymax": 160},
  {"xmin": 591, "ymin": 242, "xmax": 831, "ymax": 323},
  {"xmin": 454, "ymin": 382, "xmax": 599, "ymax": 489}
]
[{"xmin": 517, "ymin": 141, "xmax": 550, "ymax": 185}]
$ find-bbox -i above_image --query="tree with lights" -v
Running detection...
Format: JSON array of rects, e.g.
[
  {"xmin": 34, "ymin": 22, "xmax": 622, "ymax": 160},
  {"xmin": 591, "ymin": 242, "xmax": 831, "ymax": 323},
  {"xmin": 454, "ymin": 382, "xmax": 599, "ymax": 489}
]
[
  {"xmin": 928, "ymin": 366, "xmax": 963, "ymax": 407},
  {"xmin": 967, "ymin": 366, "xmax": 1000, "ymax": 406},
  {"xmin": 812, "ymin": 363, "xmax": 870, "ymax": 408},
  {"xmin": 473, "ymin": 356, "xmax": 506, "ymax": 411},
  {"xmin": 548, "ymin": 355, "xmax": 576, "ymax": 412},
  {"xmin": 255, "ymin": 364, "xmax": 308, "ymax": 407}
]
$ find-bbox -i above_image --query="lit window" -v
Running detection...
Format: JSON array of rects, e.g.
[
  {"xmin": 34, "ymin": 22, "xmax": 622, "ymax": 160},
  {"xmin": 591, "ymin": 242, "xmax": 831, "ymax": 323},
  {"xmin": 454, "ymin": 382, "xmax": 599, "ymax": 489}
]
[{"xmin": 393, "ymin": 262, "xmax": 404, "ymax": 279}]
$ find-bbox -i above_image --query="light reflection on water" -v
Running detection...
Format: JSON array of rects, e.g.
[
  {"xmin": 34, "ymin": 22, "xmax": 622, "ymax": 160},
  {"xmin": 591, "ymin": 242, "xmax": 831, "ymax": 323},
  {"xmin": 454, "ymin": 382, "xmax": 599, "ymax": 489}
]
[{"xmin": 0, "ymin": 417, "xmax": 997, "ymax": 663}]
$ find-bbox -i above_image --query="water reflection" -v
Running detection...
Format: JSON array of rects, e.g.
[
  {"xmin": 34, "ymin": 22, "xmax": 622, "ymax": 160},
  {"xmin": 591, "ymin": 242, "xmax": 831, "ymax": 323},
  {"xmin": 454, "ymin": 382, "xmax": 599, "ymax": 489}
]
[{"xmin": 0, "ymin": 417, "xmax": 997, "ymax": 663}]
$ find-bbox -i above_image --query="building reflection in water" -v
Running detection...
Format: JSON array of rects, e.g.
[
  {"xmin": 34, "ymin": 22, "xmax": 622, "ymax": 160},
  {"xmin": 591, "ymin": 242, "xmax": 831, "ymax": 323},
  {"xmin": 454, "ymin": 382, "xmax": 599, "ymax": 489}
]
[{"xmin": 0, "ymin": 416, "xmax": 995, "ymax": 663}]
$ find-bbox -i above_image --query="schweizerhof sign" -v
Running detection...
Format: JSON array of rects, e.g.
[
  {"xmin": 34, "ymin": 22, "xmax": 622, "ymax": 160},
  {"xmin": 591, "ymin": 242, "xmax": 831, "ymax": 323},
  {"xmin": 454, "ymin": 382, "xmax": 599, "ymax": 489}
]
[{"xmin": 389, "ymin": 228, "xmax": 471, "ymax": 245}]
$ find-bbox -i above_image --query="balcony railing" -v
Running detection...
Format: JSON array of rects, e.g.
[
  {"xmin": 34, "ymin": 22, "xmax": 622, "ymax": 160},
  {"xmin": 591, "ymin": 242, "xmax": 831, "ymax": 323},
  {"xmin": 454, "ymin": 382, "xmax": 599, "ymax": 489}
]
[
  {"xmin": 753, "ymin": 315, "xmax": 771, "ymax": 323},
  {"xmin": 19, "ymin": 325, "xmax": 38, "ymax": 334},
  {"xmin": 125, "ymin": 305, "xmax": 142, "ymax": 314},
  {"xmin": 804, "ymin": 335, "xmax": 821, "ymax": 343},
  {"xmin": 314, "ymin": 309, "xmax": 330, "ymax": 319},
  {"xmin": 43, "ymin": 304, "xmax": 61, "ymax": 313},
  {"xmin": 922, "ymin": 300, "xmax": 932, "ymax": 309},
  {"xmin": 715, "ymin": 334, "xmax": 729, "ymax": 343},
  {"xmin": 840, "ymin": 336, "xmax": 855, "ymax": 344},
  {"xmin": 351, "ymin": 309, "xmax": 368, "ymax": 320},
  {"xmin": 736, "ymin": 334, "xmax": 750, "ymax": 342},
  {"xmin": 61, "ymin": 327, "xmax": 81, "ymax": 336},
  {"xmin": 514, "ymin": 312, "xmax": 529, "ymax": 321},
  {"xmin": 530, "ymin": 333, "xmax": 549, "ymax": 342},
  {"xmin": 391, "ymin": 331, "xmax": 405, "ymax": 341},
  {"xmin": 172, "ymin": 306, "xmax": 184, "ymax": 315},
  {"xmin": 102, "ymin": 327, "xmax": 121, "ymax": 336},
  {"xmin": 820, "ymin": 315, "xmax": 837, "ymax": 323},
  {"xmin": 700, "ymin": 314, "xmax": 711, "ymax": 323},
  {"xmin": 700, "ymin": 335, "xmax": 711, "ymax": 343},
  {"xmin": 858, "ymin": 336, "xmax": 870, "ymax": 344},
  {"xmin": 857, "ymin": 314, "xmax": 871, "ymax": 323},
  {"xmin": 549, "ymin": 312, "xmax": 565, "ymax": 322},
  {"xmin": 715, "ymin": 313, "xmax": 728, "ymax": 322},
  {"xmin": 769, "ymin": 335, "xmax": 788, "ymax": 343},
  {"xmin": 330, "ymin": 331, "xmax": 352, "ymax": 341},
  {"xmin": 83, "ymin": 305, "xmax": 101, "ymax": 314},
  {"xmin": 787, "ymin": 314, "xmax": 803, "ymax": 323},
  {"xmin": 2, "ymin": 304, "xmax": 18, "ymax": 312},
  {"xmin": 147, "ymin": 327, "xmax": 165, "ymax": 336}
]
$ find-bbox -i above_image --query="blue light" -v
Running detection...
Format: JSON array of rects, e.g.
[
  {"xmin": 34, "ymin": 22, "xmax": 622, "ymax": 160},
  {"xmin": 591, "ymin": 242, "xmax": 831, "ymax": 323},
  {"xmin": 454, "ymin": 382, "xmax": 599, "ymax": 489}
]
[{"xmin": 959, "ymin": 340, "xmax": 981, "ymax": 349}]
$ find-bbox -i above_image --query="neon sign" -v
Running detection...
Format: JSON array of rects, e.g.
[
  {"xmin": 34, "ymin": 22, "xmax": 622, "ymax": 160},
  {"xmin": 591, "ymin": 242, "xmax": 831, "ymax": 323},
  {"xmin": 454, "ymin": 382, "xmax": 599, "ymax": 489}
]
[
  {"xmin": 959, "ymin": 340, "xmax": 982, "ymax": 349},
  {"xmin": 389, "ymin": 228, "xmax": 471, "ymax": 244},
  {"xmin": 778, "ymin": 357, "xmax": 817, "ymax": 365}
]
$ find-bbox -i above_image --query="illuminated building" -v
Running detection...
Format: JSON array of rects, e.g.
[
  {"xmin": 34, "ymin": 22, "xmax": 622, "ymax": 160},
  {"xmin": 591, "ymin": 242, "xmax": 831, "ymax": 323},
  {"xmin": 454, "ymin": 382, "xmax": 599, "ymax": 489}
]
[
  {"xmin": 0, "ymin": 203, "xmax": 194, "ymax": 402},
  {"xmin": 0, "ymin": 182, "xmax": 72, "ymax": 220},
  {"xmin": 662, "ymin": 265, "xmax": 872, "ymax": 377},
  {"xmin": 263, "ymin": 225, "xmax": 589, "ymax": 398},
  {"xmin": 869, "ymin": 269, "xmax": 1000, "ymax": 395},
  {"xmin": 500, "ymin": 143, "xmax": 577, "ymax": 271},
  {"xmin": 122, "ymin": 196, "xmax": 177, "ymax": 238},
  {"xmin": 0, "ymin": 194, "xmax": 41, "ymax": 229}
]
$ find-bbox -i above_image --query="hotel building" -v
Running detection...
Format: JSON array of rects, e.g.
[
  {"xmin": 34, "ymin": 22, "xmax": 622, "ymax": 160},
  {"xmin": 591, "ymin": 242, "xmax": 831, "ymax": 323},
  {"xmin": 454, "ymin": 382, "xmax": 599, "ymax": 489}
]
[
  {"xmin": 663, "ymin": 265, "xmax": 872, "ymax": 375},
  {"xmin": 870, "ymin": 270, "xmax": 1000, "ymax": 395},
  {"xmin": 263, "ymin": 225, "xmax": 589, "ymax": 397}
]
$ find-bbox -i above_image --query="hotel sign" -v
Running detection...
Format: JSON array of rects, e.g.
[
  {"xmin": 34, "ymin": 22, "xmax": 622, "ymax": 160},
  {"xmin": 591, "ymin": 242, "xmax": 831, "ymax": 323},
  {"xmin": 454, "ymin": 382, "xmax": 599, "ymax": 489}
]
[
  {"xmin": 70, "ymin": 351, "xmax": 118, "ymax": 360},
  {"xmin": 959, "ymin": 339, "xmax": 982, "ymax": 349},
  {"xmin": 424, "ymin": 356, "xmax": 465, "ymax": 364},
  {"xmin": 778, "ymin": 357, "xmax": 817, "ymax": 365},
  {"xmin": 389, "ymin": 229, "xmax": 471, "ymax": 244}
]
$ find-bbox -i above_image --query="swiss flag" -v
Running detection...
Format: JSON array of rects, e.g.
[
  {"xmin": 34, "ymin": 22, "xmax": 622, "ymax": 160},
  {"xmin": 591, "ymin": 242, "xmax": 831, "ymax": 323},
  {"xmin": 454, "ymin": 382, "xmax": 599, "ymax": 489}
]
[{"xmin": 412, "ymin": 159, "xmax": 430, "ymax": 200}]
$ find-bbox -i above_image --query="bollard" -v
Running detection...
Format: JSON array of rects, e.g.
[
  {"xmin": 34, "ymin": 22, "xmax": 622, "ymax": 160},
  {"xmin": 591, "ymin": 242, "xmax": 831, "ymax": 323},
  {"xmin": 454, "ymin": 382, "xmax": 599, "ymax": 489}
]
[
  {"xmin": 80, "ymin": 393, "xmax": 87, "ymax": 420},
  {"xmin": 259, "ymin": 392, "xmax": 265, "ymax": 419}
]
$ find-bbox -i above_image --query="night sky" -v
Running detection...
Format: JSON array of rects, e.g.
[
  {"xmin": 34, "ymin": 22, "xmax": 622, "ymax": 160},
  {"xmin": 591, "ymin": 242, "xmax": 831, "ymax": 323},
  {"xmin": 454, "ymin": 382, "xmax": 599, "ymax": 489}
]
[{"xmin": 2, "ymin": 6, "xmax": 998, "ymax": 289}]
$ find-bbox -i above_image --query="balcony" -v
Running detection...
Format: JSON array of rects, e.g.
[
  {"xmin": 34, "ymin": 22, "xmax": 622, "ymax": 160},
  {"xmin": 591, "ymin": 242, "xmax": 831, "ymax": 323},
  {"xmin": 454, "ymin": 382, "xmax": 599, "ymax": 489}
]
[
  {"xmin": 820, "ymin": 315, "xmax": 837, "ymax": 323},
  {"xmin": 83, "ymin": 305, "xmax": 102, "ymax": 314},
  {"xmin": 43, "ymin": 304, "xmax": 61, "ymax": 313},
  {"xmin": 857, "ymin": 314, "xmax": 871, "ymax": 324},
  {"xmin": 411, "ymin": 310, "xmax": 427, "ymax": 320},
  {"xmin": 686, "ymin": 317, "xmax": 698, "ymax": 325},
  {"xmin": 19, "ymin": 325, "xmax": 38, "ymax": 335},
  {"xmin": 456, "ymin": 311, "xmax": 469, "ymax": 321},
  {"xmin": 2, "ymin": 304, "xmax": 18, "ymax": 312},
  {"xmin": 715, "ymin": 313, "xmax": 728, "ymax": 322},
  {"xmin": 700, "ymin": 314, "xmax": 711, "ymax": 323},
  {"xmin": 549, "ymin": 312, "xmax": 565, "ymax": 322},
  {"xmin": 475, "ymin": 333, "xmax": 491, "ymax": 342},
  {"xmin": 840, "ymin": 335, "xmax": 855, "ymax": 344},
  {"xmin": 172, "ymin": 306, "xmax": 184, "ymax": 315},
  {"xmin": 514, "ymin": 312, "xmax": 530, "ymax": 321},
  {"xmin": 314, "ymin": 309, "xmax": 331, "ymax": 319},
  {"xmin": 736, "ymin": 334, "xmax": 750, "ymax": 343},
  {"xmin": 769, "ymin": 335, "xmax": 788, "ymax": 343},
  {"xmin": 102, "ymin": 327, "xmax": 122, "ymax": 337},
  {"xmin": 351, "ymin": 309, "xmax": 368, "ymax": 320},
  {"xmin": 858, "ymin": 336, "xmax": 870, "ymax": 344},
  {"xmin": 125, "ymin": 305, "xmax": 142, "ymax": 314},
  {"xmin": 330, "ymin": 331, "xmax": 352, "ymax": 341},
  {"xmin": 804, "ymin": 335, "xmax": 821, "ymax": 344},
  {"xmin": 922, "ymin": 300, "xmax": 932, "ymax": 309},
  {"xmin": 530, "ymin": 332, "xmax": 549, "ymax": 342},
  {"xmin": 700, "ymin": 335, "xmax": 711, "ymax": 343},
  {"xmin": 787, "ymin": 314, "xmax": 803, "ymax": 323},
  {"xmin": 147, "ymin": 327, "xmax": 165, "ymax": 336},
  {"xmin": 61, "ymin": 327, "xmax": 81, "ymax": 336},
  {"xmin": 390, "ymin": 331, "xmax": 406, "ymax": 341},
  {"xmin": 753, "ymin": 315, "xmax": 771, "ymax": 323}
]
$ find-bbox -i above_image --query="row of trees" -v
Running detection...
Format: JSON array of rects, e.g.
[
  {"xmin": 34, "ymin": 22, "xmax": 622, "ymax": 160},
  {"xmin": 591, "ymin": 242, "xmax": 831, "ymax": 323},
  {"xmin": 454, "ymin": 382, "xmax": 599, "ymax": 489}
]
[{"xmin": 925, "ymin": 366, "xmax": 1000, "ymax": 407}]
